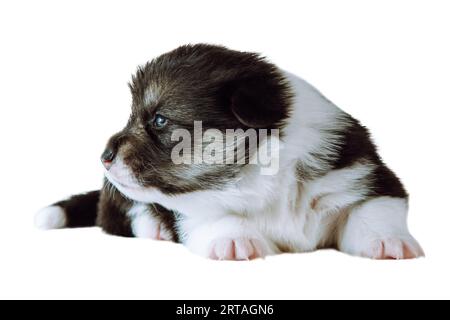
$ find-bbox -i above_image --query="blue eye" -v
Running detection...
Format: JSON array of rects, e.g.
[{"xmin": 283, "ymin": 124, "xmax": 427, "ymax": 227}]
[{"xmin": 153, "ymin": 114, "xmax": 167, "ymax": 128}]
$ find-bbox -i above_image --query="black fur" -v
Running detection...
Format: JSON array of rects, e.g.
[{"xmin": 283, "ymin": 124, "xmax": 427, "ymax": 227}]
[
  {"xmin": 55, "ymin": 182, "xmax": 179, "ymax": 241},
  {"xmin": 54, "ymin": 190, "xmax": 100, "ymax": 228},
  {"xmin": 331, "ymin": 115, "xmax": 407, "ymax": 198},
  {"xmin": 103, "ymin": 44, "xmax": 293, "ymax": 195},
  {"xmin": 96, "ymin": 182, "xmax": 133, "ymax": 237},
  {"xmin": 297, "ymin": 114, "xmax": 407, "ymax": 199}
]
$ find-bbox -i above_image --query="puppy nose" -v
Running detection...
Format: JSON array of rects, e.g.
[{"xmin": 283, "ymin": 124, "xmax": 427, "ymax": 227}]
[{"xmin": 101, "ymin": 149, "xmax": 115, "ymax": 170}]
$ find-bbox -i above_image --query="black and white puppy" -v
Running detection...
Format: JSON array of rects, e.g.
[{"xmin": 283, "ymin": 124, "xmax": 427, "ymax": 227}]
[{"xmin": 35, "ymin": 44, "xmax": 424, "ymax": 260}]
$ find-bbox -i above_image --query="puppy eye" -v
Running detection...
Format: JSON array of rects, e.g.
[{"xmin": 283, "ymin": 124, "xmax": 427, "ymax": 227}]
[{"xmin": 153, "ymin": 114, "xmax": 168, "ymax": 129}]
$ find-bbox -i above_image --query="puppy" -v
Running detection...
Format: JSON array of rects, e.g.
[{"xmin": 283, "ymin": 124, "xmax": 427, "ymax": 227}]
[{"xmin": 35, "ymin": 44, "xmax": 424, "ymax": 260}]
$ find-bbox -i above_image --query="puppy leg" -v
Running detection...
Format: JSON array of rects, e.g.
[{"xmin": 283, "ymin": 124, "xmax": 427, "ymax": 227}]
[
  {"xmin": 338, "ymin": 197, "xmax": 424, "ymax": 259},
  {"xmin": 35, "ymin": 191, "xmax": 100, "ymax": 230},
  {"xmin": 97, "ymin": 183, "xmax": 178, "ymax": 241},
  {"xmin": 181, "ymin": 215, "xmax": 276, "ymax": 260},
  {"xmin": 126, "ymin": 203, "xmax": 177, "ymax": 241}
]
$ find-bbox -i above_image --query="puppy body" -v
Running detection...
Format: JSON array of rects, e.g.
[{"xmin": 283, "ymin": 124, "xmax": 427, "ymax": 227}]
[{"xmin": 36, "ymin": 44, "xmax": 423, "ymax": 260}]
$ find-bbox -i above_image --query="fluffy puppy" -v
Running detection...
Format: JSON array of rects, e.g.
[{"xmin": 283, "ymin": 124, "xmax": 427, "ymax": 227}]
[{"xmin": 35, "ymin": 44, "xmax": 423, "ymax": 260}]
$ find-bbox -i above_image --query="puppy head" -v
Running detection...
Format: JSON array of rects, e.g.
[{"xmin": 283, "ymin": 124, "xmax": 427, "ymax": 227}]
[{"xmin": 103, "ymin": 44, "xmax": 292, "ymax": 201}]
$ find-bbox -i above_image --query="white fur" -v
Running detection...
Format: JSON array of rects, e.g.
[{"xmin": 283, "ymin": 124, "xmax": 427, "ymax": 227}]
[
  {"xmin": 339, "ymin": 197, "xmax": 423, "ymax": 258},
  {"xmin": 281, "ymin": 71, "xmax": 350, "ymax": 173},
  {"xmin": 105, "ymin": 72, "xmax": 422, "ymax": 259},
  {"xmin": 35, "ymin": 206, "xmax": 67, "ymax": 230},
  {"xmin": 127, "ymin": 203, "xmax": 171, "ymax": 240},
  {"xmin": 144, "ymin": 86, "xmax": 159, "ymax": 106}
]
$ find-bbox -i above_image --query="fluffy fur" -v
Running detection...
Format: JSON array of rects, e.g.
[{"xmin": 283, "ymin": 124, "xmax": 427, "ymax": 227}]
[{"xmin": 36, "ymin": 44, "xmax": 423, "ymax": 260}]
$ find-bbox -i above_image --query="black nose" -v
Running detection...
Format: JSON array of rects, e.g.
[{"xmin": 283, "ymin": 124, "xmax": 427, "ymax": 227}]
[{"xmin": 101, "ymin": 148, "xmax": 115, "ymax": 170}]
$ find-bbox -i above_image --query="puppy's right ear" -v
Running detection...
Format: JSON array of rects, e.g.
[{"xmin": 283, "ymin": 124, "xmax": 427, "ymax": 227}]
[{"xmin": 229, "ymin": 77, "xmax": 291, "ymax": 129}]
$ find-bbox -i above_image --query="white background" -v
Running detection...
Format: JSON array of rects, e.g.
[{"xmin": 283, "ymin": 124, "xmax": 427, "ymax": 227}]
[{"xmin": 0, "ymin": 0, "xmax": 449, "ymax": 300}]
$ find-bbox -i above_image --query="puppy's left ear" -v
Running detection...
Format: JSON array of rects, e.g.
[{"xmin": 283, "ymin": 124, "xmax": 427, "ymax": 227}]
[{"xmin": 230, "ymin": 77, "xmax": 291, "ymax": 128}]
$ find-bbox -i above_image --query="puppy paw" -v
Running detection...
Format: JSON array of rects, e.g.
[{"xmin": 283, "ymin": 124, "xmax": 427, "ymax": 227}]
[
  {"xmin": 34, "ymin": 206, "xmax": 67, "ymax": 230},
  {"xmin": 364, "ymin": 237, "xmax": 425, "ymax": 260},
  {"xmin": 130, "ymin": 214, "xmax": 172, "ymax": 241},
  {"xmin": 209, "ymin": 238, "xmax": 265, "ymax": 261}
]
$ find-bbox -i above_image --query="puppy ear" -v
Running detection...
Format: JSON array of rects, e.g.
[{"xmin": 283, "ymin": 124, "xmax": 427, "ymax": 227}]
[{"xmin": 230, "ymin": 77, "xmax": 290, "ymax": 128}]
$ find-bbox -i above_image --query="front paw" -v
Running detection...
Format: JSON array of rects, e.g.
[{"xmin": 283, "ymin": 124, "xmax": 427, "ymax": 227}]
[
  {"xmin": 364, "ymin": 237, "xmax": 425, "ymax": 260},
  {"xmin": 131, "ymin": 214, "xmax": 172, "ymax": 241},
  {"xmin": 181, "ymin": 216, "xmax": 274, "ymax": 260},
  {"xmin": 209, "ymin": 238, "xmax": 265, "ymax": 261}
]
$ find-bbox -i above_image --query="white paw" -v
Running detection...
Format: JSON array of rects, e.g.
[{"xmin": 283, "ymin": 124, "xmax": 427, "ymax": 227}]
[
  {"xmin": 209, "ymin": 238, "xmax": 265, "ymax": 261},
  {"xmin": 34, "ymin": 206, "xmax": 67, "ymax": 230},
  {"xmin": 131, "ymin": 214, "xmax": 172, "ymax": 241},
  {"xmin": 339, "ymin": 197, "xmax": 424, "ymax": 260},
  {"xmin": 363, "ymin": 236, "xmax": 425, "ymax": 260}
]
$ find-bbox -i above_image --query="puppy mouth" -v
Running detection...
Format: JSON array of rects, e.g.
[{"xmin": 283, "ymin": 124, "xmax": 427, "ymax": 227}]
[{"xmin": 104, "ymin": 171, "xmax": 141, "ymax": 190}]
